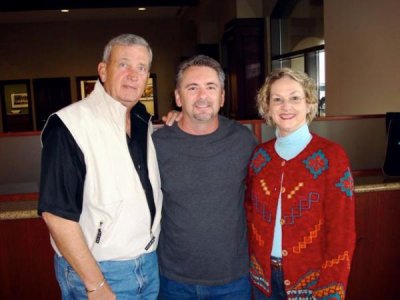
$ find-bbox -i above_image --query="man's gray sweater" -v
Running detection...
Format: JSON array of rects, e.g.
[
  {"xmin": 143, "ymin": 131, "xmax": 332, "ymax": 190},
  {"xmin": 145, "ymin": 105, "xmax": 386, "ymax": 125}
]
[{"xmin": 153, "ymin": 116, "xmax": 258, "ymax": 285}]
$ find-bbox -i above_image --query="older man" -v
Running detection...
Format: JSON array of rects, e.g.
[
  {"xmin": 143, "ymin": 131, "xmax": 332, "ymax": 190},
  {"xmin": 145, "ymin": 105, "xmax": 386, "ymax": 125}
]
[{"xmin": 38, "ymin": 34, "xmax": 162, "ymax": 299}]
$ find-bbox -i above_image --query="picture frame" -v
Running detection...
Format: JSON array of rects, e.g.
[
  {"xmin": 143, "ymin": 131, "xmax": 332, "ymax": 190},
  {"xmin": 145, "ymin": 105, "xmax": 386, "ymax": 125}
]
[
  {"xmin": 75, "ymin": 74, "xmax": 158, "ymax": 119},
  {"xmin": 0, "ymin": 79, "xmax": 34, "ymax": 131},
  {"xmin": 76, "ymin": 76, "xmax": 97, "ymax": 100},
  {"xmin": 140, "ymin": 73, "xmax": 158, "ymax": 119},
  {"xmin": 11, "ymin": 93, "xmax": 29, "ymax": 108}
]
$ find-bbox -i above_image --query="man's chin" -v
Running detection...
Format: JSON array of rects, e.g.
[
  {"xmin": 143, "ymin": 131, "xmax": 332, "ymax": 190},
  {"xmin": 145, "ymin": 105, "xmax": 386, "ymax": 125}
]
[
  {"xmin": 118, "ymin": 98, "xmax": 140, "ymax": 108},
  {"xmin": 194, "ymin": 113, "xmax": 213, "ymax": 122}
]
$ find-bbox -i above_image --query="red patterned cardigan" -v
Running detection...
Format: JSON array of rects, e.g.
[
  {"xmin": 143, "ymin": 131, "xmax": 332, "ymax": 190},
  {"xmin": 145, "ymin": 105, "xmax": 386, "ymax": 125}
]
[{"xmin": 245, "ymin": 134, "xmax": 356, "ymax": 300}]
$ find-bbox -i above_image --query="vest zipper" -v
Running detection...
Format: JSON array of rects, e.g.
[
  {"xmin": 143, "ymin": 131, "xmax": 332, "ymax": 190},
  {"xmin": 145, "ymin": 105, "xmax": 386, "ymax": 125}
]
[
  {"xmin": 145, "ymin": 231, "xmax": 155, "ymax": 250},
  {"xmin": 95, "ymin": 221, "xmax": 103, "ymax": 244}
]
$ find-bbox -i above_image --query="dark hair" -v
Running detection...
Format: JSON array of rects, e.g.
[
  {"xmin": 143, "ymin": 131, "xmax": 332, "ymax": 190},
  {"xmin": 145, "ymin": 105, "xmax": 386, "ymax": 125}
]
[{"xmin": 175, "ymin": 55, "xmax": 225, "ymax": 89}]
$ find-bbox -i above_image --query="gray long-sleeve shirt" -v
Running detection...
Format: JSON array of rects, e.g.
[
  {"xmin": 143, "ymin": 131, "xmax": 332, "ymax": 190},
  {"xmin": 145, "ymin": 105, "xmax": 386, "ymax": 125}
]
[{"xmin": 153, "ymin": 116, "xmax": 258, "ymax": 285}]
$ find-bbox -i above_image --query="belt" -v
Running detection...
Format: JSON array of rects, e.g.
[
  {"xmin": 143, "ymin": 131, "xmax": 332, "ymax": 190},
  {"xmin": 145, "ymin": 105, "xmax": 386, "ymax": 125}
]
[{"xmin": 270, "ymin": 256, "xmax": 282, "ymax": 269}]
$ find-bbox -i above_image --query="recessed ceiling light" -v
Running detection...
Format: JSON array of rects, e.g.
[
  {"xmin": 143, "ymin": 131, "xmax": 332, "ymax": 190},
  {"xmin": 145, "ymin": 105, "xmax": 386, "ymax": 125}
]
[
  {"xmin": 138, "ymin": 7, "xmax": 147, "ymax": 11},
  {"xmin": 60, "ymin": 9, "xmax": 69, "ymax": 13}
]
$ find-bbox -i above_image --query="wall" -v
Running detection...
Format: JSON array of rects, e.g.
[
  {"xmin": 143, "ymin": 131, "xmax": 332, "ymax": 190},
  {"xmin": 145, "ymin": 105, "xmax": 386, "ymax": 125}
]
[
  {"xmin": 2, "ymin": 1, "xmax": 399, "ymax": 121},
  {"xmin": 260, "ymin": 116, "xmax": 387, "ymax": 171},
  {"xmin": 0, "ymin": 18, "xmax": 185, "ymax": 122},
  {"xmin": 325, "ymin": 0, "xmax": 400, "ymax": 115},
  {"xmin": 0, "ymin": 134, "xmax": 41, "ymax": 194},
  {"xmin": 0, "ymin": 116, "xmax": 388, "ymax": 195}
]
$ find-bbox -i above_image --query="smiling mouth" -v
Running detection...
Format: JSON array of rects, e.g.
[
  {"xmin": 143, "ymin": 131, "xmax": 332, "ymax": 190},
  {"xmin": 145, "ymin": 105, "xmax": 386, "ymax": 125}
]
[
  {"xmin": 195, "ymin": 104, "xmax": 210, "ymax": 109},
  {"xmin": 123, "ymin": 84, "xmax": 137, "ymax": 90},
  {"xmin": 280, "ymin": 113, "xmax": 295, "ymax": 120},
  {"xmin": 194, "ymin": 99, "xmax": 211, "ymax": 109}
]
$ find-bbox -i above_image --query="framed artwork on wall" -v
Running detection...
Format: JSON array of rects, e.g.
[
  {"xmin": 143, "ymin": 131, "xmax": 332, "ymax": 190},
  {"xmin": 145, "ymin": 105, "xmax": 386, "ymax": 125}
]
[
  {"xmin": 11, "ymin": 93, "xmax": 29, "ymax": 108},
  {"xmin": 140, "ymin": 73, "xmax": 158, "ymax": 119},
  {"xmin": 76, "ymin": 76, "xmax": 97, "ymax": 100},
  {"xmin": 0, "ymin": 79, "xmax": 33, "ymax": 132},
  {"xmin": 75, "ymin": 74, "xmax": 158, "ymax": 119}
]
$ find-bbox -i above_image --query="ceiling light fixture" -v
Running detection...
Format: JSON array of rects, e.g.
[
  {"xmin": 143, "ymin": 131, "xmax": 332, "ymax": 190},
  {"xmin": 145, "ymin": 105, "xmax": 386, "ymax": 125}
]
[
  {"xmin": 60, "ymin": 9, "xmax": 69, "ymax": 13},
  {"xmin": 138, "ymin": 7, "xmax": 147, "ymax": 11}
]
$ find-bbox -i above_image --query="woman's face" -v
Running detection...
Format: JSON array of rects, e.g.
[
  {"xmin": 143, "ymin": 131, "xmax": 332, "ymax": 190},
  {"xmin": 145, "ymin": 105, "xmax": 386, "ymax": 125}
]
[{"xmin": 267, "ymin": 76, "xmax": 311, "ymax": 137}]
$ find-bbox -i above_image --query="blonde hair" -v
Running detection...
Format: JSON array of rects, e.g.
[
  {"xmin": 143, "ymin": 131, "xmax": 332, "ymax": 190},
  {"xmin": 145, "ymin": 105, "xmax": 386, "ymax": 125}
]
[{"xmin": 256, "ymin": 68, "xmax": 318, "ymax": 126}]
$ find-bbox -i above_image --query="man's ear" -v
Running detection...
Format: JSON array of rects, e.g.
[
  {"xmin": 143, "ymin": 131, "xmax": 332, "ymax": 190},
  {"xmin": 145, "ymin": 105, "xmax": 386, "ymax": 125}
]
[
  {"xmin": 98, "ymin": 62, "xmax": 106, "ymax": 83},
  {"xmin": 175, "ymin": 90, "xmax": 182, "ymax": 107},
  {"xmin": 220, "ymin": 90, "xmax": 225, "ymax": 107}
]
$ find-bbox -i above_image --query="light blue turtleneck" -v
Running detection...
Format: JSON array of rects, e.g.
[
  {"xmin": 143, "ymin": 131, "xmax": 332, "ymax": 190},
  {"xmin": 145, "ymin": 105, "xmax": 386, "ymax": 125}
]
[{"xmin": 271, "ymin": 123, "xmax": 312, "ymax": 257}]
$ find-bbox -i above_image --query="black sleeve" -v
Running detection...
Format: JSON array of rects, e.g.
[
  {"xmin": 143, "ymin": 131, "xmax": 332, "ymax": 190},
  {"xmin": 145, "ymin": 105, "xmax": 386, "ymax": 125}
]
[{"xmin": 37, "ymin": 114, "xmax": 86, "ymax": 222}]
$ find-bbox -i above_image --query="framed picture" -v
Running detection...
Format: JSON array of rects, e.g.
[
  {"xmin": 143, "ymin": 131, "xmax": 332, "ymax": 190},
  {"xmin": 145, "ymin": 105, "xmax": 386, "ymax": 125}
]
[
  {"xmin": 140, "ymin": 73, "xmax": 158, "ymax": 119},
  {"xmin": 76, "ymin": 76, "xmax": 97, "ymax": 100},
  {"xmin": 0, "ymin": 79, "xmax": 33, "ymax": 131},
  {"xmin": 11, "ymin": 93, "xmax": 29, "ymax": 108}
]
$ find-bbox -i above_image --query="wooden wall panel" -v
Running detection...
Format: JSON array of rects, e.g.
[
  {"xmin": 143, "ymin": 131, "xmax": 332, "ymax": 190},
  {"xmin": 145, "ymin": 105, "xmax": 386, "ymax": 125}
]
[
  {"xmin": 0, "ymin": 218, "xmax": 60, "ymax": 299},
  {"xmin": 347, "ymin": 190, "xmax": 400, "ymax": 299},
  {"xmin": 0, "ymin": 188, "xmax": 399, "ymax": 299}
]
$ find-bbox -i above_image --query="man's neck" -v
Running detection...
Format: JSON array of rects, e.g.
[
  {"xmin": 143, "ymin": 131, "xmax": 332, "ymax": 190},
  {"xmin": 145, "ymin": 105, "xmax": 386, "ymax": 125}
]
[{"xmin": 125, "ymin": 109, "xmax": 132, "ymax": 137}]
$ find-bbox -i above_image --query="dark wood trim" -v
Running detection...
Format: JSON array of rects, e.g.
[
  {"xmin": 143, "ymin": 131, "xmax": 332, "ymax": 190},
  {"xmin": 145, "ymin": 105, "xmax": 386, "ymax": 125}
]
[
  {"xmin": 272, "ymin": 45, "xmax": 325, "ymax": 60},
  {"xmin": 352, "ymin": 168, "xmax": 382, "ymax": 177},
  {"xmin": 0, "ymin": 0, "xmax": 199, "ymax": 12},
  {"xmin": 0, "ymin": 193, "xmax": 38, "ymax": 202},
  {"xmin": 0, "ymin": 130, "xmax": 41, "ymax": 137},
  {"xmin": 0, "ymin": 115, "xmax": 385, "ymax": 137},
  {"xmin": 314, "ymin": 114, "xmax": 385, "ymax": 121}
]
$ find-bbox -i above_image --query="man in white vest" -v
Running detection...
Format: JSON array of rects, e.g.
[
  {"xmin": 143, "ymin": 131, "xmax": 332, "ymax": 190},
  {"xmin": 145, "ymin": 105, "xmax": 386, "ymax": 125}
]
[{"xmin": 38, "ymin": 34, "xmax": 162, "ymax": 299}]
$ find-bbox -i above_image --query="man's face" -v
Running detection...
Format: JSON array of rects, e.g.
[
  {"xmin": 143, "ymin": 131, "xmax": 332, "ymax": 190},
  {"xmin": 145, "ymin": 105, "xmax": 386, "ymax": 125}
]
[
  {"xmin": 98, "ymin": 44, "xmax": 150, "ymax": 108},
  {"xmin": 175, "ymin": 66, "xmax": 225, "ymax": 123}
]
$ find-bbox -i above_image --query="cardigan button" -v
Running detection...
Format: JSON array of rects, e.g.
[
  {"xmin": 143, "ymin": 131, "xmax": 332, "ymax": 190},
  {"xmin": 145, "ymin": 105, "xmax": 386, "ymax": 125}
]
[
  {"xmin": 281, "ymin": 161, "xmax": 286, "ymax": 167},
  {"xmin": 281, "ymin": 187, "xmax": 286, "ymax": 193},
  {"xmin": 282, "ymin": 249, "xmax": 288, "ymax": 256},
  {"xmin": 284, "ymin": 279, "xmax": 291, "ymax": 286},
  {"xmin": 280, "ymin": 219, "xmax": 285, "ymax": 225}
]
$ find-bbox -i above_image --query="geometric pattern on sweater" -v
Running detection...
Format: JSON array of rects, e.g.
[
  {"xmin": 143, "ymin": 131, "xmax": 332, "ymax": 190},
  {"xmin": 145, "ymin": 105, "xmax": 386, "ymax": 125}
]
[
  {"xmin": 290, "ymin": 270, "xmax": 345, "ymax": 300},
  {"xmin": 250, "ymin": 148, "xmax": 271, "ymax": 174},
  {"xmin": 249, "ymin": 254, "xmax": 270, "ymax": 293},
  {"xmin": 335, "ymin": 169, "xmax": 354, "ymax": 197},
  {"xmin": 287, "ymin": 182, "xmax": 304, "ymax": 199},
  {"xmin": 286, "ymin": 288, "xmax": 314, "ymax": 299},
  {"xmin": 314, "ymin": 283, "xmax": 345, "ymax": 300},
  {"xmin": 322, "ymin": 251, "xmax": 351, "ymax": 270},
  {"xmin": 260, "ymin": 179, "xmax": 271, "ymax": 196},
  {"xmin": 251, "ymin": 193, "xmax": 272, "ymax": 223},
  {"xmin": 291, "ymin": 269, "xmax": 320, "ymax": 289},
  {"xmin": 283, "ymin": 192, "xmax": 320, "ymax": 225},
  {"xmin": 303, "ymin": 149, "xmax": 329, "ymax": 179},
  {"xmin": 251, "ymin": 223, "xmax": 265, "ymax": 247},
  {"xmin": 292, "ymin": 219, "xmax": 324, "ymax": 254}
]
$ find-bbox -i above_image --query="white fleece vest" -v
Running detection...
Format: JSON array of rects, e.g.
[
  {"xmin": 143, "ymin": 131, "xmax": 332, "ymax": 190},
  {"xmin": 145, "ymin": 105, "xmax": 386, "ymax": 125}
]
[{"xmin": 50, "ymin": 81, "xmax": 162, "ymax": 261}]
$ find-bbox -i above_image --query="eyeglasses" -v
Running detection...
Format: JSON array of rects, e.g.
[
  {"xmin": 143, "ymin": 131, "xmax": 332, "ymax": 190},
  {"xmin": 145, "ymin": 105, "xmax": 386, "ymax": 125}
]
[{"xmin": 270, "ymin": 96, "xmax": 305, "ymax": 106}]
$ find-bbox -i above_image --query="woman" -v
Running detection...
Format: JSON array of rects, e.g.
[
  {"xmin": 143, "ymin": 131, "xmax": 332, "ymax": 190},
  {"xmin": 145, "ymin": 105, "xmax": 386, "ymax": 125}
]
[{"xmin": 245, "ymin": 68, "xmax": 356, "ymax": 300}]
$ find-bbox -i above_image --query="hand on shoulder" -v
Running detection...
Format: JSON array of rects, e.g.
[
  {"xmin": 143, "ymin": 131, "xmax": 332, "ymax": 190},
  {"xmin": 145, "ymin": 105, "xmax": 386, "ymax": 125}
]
[{"xmin": 162, "ymin": 110, "xmax": 182, "ymax": 126}]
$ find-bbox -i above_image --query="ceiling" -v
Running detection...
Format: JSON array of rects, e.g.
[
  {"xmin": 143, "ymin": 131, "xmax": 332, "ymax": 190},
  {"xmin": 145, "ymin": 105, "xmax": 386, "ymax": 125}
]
[{"xmin": 0, "ymin": 0, "xmax": 198, "ymax": 23}]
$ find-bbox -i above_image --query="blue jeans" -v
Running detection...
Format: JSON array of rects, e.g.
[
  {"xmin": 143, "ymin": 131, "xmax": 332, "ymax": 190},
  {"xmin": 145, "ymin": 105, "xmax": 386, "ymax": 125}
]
[
  {"xmin": 252, "ymin": 268, "xmax": 287, "ymax": 300},
  {"xmin": 54, "ymin": 251, "xmax": 159, "ymax": 299},
  {"xmin": 159, "ymin": 274, "xmax": 251, "ymax": 300}
]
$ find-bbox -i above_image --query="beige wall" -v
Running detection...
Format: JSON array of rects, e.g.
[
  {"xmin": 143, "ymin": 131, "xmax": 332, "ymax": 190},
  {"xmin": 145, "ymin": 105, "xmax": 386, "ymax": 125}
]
[
  {"xmin": 325, "ymin": 0, "xmax": 400, "ymax": 115},
  {"xmin": 3, "ymin": 0, "xmax": 399, "ymax": 124},
  {"xmin": 0, "ymin": 18, "xmax": 187, "ymax": 120}
]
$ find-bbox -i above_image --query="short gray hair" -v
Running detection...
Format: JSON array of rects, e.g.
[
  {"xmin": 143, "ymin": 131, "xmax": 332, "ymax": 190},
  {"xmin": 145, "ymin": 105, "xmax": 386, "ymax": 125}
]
[
  {"xmin": 176, "ymin": 55, "xmax": 225, "ymax": 89},
  {"xmin": 102, "ymin": 33, "xmax": 153, "ymax": 66}
]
